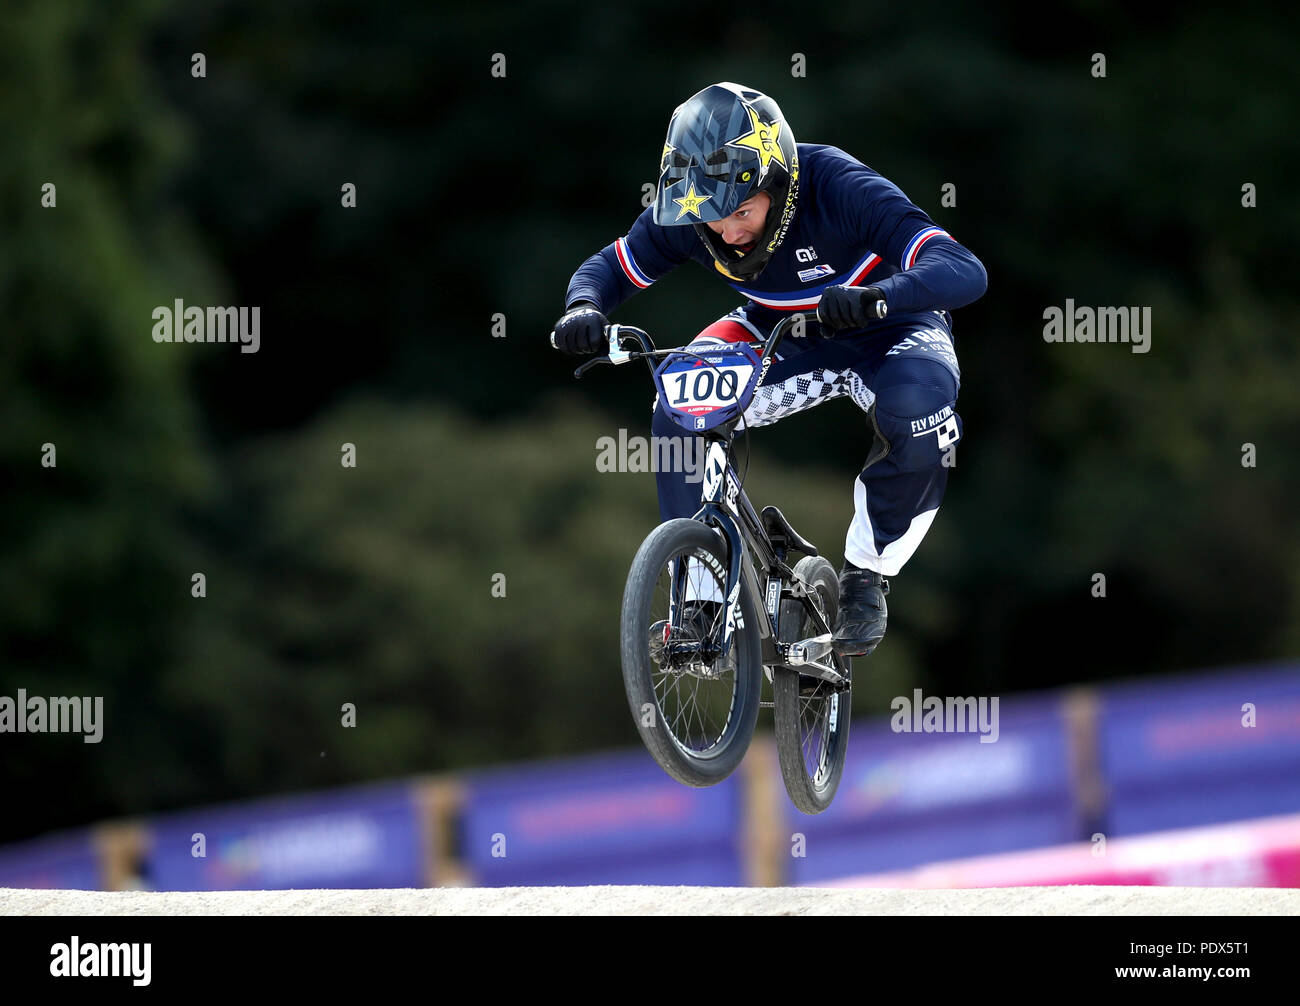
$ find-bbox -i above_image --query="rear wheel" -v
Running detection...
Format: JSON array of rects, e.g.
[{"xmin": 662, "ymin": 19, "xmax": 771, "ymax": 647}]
[
  {"xmin": 773, "ymin": 555, "xmax": 852, "ymax": 814},
  {"xmin": 620, "ymin": 518, "xmax": 763, "ymax": 787}
]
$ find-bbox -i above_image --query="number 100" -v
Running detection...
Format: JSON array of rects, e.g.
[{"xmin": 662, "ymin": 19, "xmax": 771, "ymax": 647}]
[{"xmin": 672, "ymin": 369, "xmax": 738, "ymax": 404}]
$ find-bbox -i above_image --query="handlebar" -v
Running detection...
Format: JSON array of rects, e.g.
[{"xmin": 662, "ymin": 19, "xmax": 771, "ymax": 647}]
[
  {"xmin": 560, "ymin": 310, "xmax": 822, "ymax": 382},
  {"xmin": 571, "ymin": 324, "xmax": 658, "ymax": 379},
  {"xmin": 757, "ymin": 310, "xmax": 820, "ymax": 369}
]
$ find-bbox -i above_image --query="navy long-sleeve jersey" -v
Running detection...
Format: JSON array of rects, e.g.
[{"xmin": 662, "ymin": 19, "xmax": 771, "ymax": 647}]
[{"xmin": 565, "ymin": 143, "xmax": 986, "ymax": 335}]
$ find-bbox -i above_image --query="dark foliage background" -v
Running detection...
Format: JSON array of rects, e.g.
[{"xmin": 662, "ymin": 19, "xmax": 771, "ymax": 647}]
[{"xmin": 3, "ymin": 0, "xmax": 1297, "ymax": 841}]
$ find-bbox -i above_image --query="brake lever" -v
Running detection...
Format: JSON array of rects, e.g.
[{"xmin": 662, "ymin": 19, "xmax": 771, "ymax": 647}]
[
  {"xmin": 574, "ymin": 355, "xmax": 611, "ymax": 379},
  {"xmin": 575, "ymin": 324, "xmax": 641, "ymax": 379},
  {"xmin": 606, "ymin": 324, "xmax": 633, "ymax": 367}
]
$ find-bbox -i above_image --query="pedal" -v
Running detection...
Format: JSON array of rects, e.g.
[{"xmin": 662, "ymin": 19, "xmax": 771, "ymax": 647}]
[
  {"xmin": 788, "ymin": 632, "xmax": 834, "ymax": 666},
  {"xmin": 782, "ymin": 633, "xmax": 848, "ymax": 688}
]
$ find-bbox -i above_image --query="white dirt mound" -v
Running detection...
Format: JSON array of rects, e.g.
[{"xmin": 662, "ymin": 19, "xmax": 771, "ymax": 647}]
[{"xmin": 3, "ymin": 886, "xmax": 1298, "ymax": 916}]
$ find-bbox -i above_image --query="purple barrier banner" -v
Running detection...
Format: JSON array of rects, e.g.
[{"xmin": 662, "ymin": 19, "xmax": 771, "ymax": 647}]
[
  {"xmin": 782, "ymin": 695, "xmax": 1077, "ymax": 881},
  {"xmin": 0, "ymin": 829, "xmax": 101, "ymax": 890},
  {"xmin": 1099, "ymin": 662, "xmax": 1300, "ymax": 788},
  {"xmin": 472, "ymin": 847, "xmax": 744, "ymax": 887},
  {"xmin": 1098, "ymin": 663, "xmax": 1300, "ymax": 834},
  {"xmin": 789, "ymin": 806, "xmax": 1077, "ymax": 884},
  {"xmin": 462, "ymin": 748, "xmax": 743, "ymax": 886},
  {"xmin": 143, "ymin": 780, "xmax": 426, "ymax": 891},
  {"xmin": 797, "ymin": 693, "xmax": 1075, "ymax": 831}
]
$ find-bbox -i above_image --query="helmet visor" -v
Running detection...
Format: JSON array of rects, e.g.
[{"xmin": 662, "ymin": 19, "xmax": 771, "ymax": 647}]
[{"xmin": 653, "ymin": 157, "xmax": 749, "ymax": 226}]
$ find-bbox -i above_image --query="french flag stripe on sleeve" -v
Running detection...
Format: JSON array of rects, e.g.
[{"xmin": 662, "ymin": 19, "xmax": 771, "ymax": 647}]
[
  {"xmin": 902, "ymin": 227, "xmax": 950, "ymax": 269},
  {"xmin": 616, "ymin": 237, "xmax": 653, "ymax": 288},
  {"xmin": 847, "ymin": 252, "xmax": 881, "ymax": 284}
]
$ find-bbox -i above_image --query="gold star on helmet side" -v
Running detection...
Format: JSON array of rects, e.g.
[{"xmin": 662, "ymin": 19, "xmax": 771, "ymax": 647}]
[
  {"xmin": 660, "ymin": 141, "xmax": 675, "ymax": 174},
  {"xmin": 673, "ymin": 181, "xmax": 711, "ymax": 220},
  {"xmin": 728, "ymin": 105, "xmax": 786, "ymax": 172}
]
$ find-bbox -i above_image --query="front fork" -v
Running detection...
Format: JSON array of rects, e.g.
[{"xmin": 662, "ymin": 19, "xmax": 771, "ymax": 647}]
[
  {"xmin": 693, "ymin": 441, "xmax": 745, "ymax": 661},
  {"xmin": 664, "ymin": 441, "xmax": 744, "ymax": 662},
  {"xmin": 665, "ymin": 506, "xmax": 745, "ymax": 666}
]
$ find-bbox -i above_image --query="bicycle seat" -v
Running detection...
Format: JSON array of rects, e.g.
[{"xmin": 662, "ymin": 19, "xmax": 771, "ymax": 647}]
[{"xmin": 760, "ymin": 505, "xmax": 818, "ymax": 558}]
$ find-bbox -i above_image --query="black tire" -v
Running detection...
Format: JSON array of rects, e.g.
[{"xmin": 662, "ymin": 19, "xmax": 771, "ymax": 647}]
[
  {"xmin": 773, "ymin": 555, "xmax": 852, "ymax": 814},
  {"xmin": 620, "ymin": 518, "xmax": 763, "ymax": 787}
]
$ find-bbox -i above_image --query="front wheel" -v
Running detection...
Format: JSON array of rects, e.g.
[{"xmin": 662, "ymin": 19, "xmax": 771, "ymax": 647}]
[
  {"xmin": 773, "ymin": 555, "xmax": 852, "ymax": 814},
  {"xmin": 620, "ymin": 518, "xmax": 763, "ymax": 787}
]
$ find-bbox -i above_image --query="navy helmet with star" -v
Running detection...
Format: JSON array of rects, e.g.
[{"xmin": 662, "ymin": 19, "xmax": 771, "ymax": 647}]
[{"xmin": 652, "ymin": 82, "xmax": 800, "ymax": 282}]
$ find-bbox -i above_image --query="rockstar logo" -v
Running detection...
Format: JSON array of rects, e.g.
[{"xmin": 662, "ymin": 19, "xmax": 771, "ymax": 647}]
[
  {"xmin": 728, "ymin": 105, "xmax": 785, "ymax": 171},
  {"xmin": 660, "ymin": 141, "xmax": 675, "ymax": 173},
  {"xmin": 673, "ymin": 181, "xmax": 710, "ymax": 220}
]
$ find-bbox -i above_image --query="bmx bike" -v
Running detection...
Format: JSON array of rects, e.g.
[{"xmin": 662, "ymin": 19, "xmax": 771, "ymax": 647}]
[{"xmin": 563, "ymin": 311, "xmax": 852, "ymax": 813}]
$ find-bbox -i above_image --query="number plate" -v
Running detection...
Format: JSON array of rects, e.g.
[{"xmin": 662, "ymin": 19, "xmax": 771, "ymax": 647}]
[{"xmin": 654, "ymin": 345, "xmax": 763, "ymax": 432}]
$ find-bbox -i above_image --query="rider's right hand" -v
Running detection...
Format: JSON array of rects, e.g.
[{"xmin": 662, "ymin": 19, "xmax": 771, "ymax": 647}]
[{"xmin": 550, "ymin": 302, "xmax": 608, "ymax": 356}]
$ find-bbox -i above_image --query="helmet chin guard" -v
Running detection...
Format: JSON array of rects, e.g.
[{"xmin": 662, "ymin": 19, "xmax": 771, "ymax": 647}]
[{"xmin": 692, "ymin": 163, "xmax": 798, "ymax": 282}]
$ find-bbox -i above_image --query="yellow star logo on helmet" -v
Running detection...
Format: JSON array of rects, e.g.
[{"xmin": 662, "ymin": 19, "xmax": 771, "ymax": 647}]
[
  {"xmin": 728, "ymin": 105, "xmax": 785, "ymax": 171},
  {"xmin": 673, "ymin": 182, "xmax": 710, "ymax": 220}
]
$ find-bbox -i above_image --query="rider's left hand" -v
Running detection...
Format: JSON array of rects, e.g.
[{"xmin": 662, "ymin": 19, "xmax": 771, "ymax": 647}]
[{"xmin": 816, "ymin": 285, "xmax": 888, "ymax": 331}]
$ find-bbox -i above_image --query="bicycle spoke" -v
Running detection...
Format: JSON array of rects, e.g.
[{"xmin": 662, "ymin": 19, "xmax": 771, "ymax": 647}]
[{"xmin": 646, "ymin": 545, "xmax": 737, "ymax": 755}]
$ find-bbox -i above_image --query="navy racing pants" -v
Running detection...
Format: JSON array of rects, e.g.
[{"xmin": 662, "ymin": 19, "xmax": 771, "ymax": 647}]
[{"xmin": 650, "ymin": 308, "xmax": 962, "ymax": 577}]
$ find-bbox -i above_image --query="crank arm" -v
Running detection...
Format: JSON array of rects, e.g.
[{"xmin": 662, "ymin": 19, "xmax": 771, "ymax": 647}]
[{"xmin": 781, "ymin": 633, "xmax": 849, "ymax": 687}]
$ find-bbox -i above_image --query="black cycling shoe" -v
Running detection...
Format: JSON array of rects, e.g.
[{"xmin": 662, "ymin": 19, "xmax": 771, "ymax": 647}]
[{"xmin": 831, "ymin": 562, "xmax": 889, "ymax": 657}]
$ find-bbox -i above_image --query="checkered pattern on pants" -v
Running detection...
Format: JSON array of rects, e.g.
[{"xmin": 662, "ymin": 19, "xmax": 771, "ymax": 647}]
[
  {"xmin": 686, "ymin": 334, "xmax": 877, "ymax": 431},
  {"xmin": 744, "ymin": 366, "xmax": 876, "ymax": 428}
]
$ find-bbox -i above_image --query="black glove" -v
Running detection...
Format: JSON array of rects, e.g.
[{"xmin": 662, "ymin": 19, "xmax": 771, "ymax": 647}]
[
  {"xmin": 816, "ymin": 285, "xmax": 888, "ymax": 331},
  {"xmin": 550, "ymin": 301, "xmax": 608, "ymax": 356}
]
